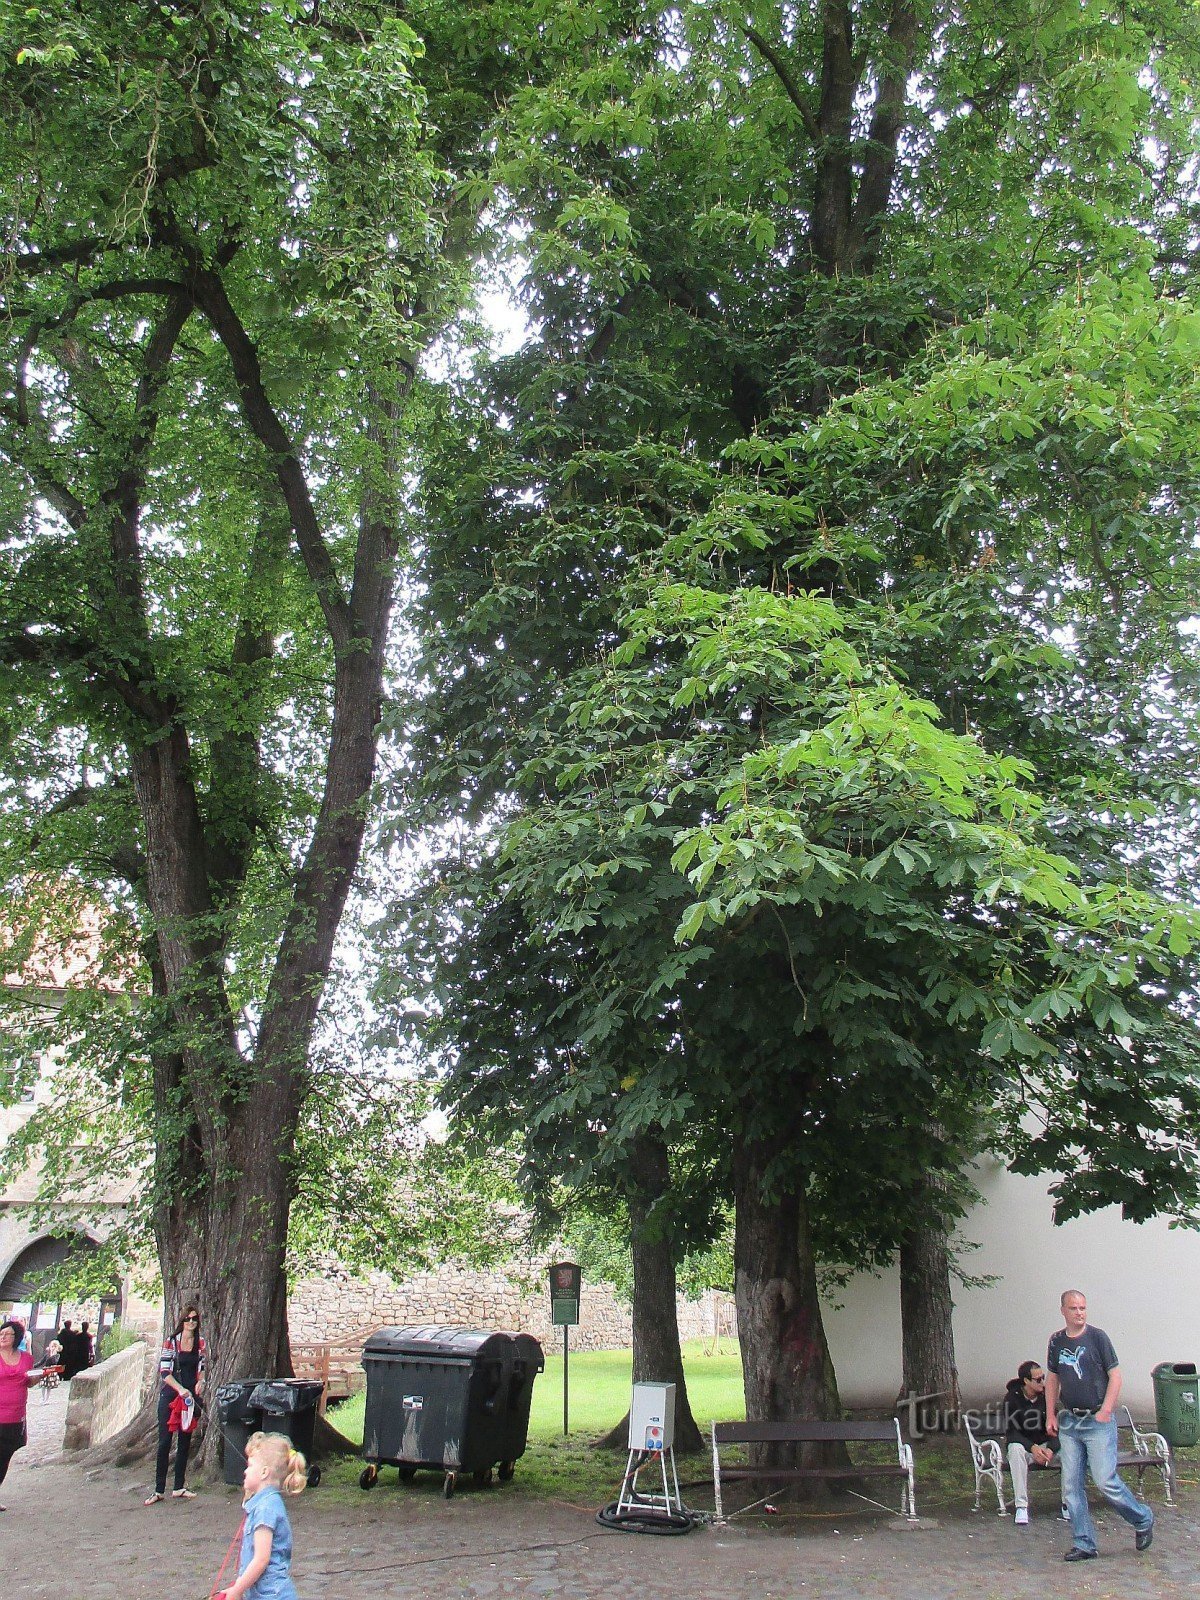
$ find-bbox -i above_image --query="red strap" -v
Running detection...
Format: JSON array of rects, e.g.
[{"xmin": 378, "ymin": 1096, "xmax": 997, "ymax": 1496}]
[{"xmin": 210, "ymin": 1514, "xmax": 246, "ymax": 1600}]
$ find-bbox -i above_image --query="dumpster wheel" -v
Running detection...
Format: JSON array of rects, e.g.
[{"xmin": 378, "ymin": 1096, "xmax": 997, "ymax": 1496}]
[
  {"xmin": 473, "ymin": 1468, "xmax": 493, "ymax": 1488},
  {"xmin": 359, "ymin": 1465, "xmax": 378, "ymax": 1490},
  {"xmin": 307, "ymin": 1464, "xmax": 322, "ymax": 1488},
  {"xmin": 398, "ymin": 1466, "xmax": 416, "ymax": 1482},
  {"xmin": 443, "ymin": 1471, "xmax": 457, "ymax": 1499},
  {"xmin": 498, "ymin": 1461, "xmax": 515, "ymax": 1482}
]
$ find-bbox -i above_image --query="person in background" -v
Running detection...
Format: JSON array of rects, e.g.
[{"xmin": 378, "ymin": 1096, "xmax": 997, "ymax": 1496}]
[
  {"xmin": 1045, "ymin": 1289, "xmax": 1154, "ymax": 1561},
  {"xmin": 58, "ymin": 1320, "xmax": 84, "ymax": 1380},
  {"xmin": 79, "ymin": 1321, "xmax": 94, "ymax": 1366},
  {"xmin": 146, "ymin": 1304, "xmax": 207, "ymax": 1505},
  {"xmin": 1003, "ymin": 1359, "xmax": 1059, "ymax": 1524},
  {"xmin": 0, "ymin": 1320, "xmax": 43, "ymax": 1511}
]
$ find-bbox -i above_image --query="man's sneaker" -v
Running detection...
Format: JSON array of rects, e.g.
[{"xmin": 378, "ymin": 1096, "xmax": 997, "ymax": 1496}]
[
  {"xmin": 1061, "ymin": 1504, "xmax": 1071, "ymax": 1521},
  {"xmin": 1063, "ymin": 1548, "xmax": 1097, "ymax": 1562},
  {"xmin": 1136, "ymin": 1522, "xmax": 1154, "ymax": 1552},
  {"xmin": 1015, "ymin": 1507, "xmax": 1029, "ymax": 1525}
]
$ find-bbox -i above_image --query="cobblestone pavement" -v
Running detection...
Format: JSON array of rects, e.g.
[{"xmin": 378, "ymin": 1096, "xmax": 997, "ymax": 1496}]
[{"xmin": 5, "ymin": 1399, "xmax": 1197, "ymax": 1599}]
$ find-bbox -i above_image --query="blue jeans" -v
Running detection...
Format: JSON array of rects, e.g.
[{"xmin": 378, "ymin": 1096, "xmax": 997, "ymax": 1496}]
[{"xmin": 1058, "ymin": 1412, "xmax": 1153, "ymax": 1553}]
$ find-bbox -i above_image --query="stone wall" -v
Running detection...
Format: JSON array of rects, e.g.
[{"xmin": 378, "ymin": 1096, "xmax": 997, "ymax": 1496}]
[
  {"xmin": 289, "ymin": 1258, "xmax": 735, "ymax": 1356},
  {"xmin": 63, "ymin": 1338, "xmax": 150, "ymax": 1452}
]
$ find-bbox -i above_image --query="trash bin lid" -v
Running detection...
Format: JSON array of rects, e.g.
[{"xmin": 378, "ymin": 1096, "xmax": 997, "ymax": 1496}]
[
  {"xmin": 362, "ymin": 1325, "xmax": 514, "ymax": 1362},
  {"xmin": 249, "ymin": 1379, "xmax": 326, "ymax": 1413},
  {"xmin": 216, "ymin": 1378, "xmax": 271, "ymax": 1420}
]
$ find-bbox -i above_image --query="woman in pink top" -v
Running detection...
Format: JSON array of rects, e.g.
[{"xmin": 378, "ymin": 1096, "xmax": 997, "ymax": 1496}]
[{"xmin": 0, "ymin": 1319, "xmax": 41, "ymax": 1510}]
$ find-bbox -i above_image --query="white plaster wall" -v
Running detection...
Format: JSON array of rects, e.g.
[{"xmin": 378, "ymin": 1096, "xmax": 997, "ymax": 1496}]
[{"xmin": 823, "ymin": 1154, "xmax": 1199, "ymax": 1414}]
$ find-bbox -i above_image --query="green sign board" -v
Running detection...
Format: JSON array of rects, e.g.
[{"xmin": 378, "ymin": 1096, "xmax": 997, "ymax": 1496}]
[
  {"xmin": 549, "ymin": 1261, "xmax": 581, "ymax": 1328},
  {"xmin": 551, "ymin": 1294, "xmax": 579, "ymax": 1327}
]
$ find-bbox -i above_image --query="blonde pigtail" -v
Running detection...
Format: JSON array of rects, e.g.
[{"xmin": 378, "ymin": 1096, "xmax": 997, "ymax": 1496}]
[{"xmin": 283, "ymin": 1447, "xmax": 308, "ymax": 1496}]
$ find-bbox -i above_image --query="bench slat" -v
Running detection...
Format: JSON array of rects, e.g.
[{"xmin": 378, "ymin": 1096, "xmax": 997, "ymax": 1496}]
[
  {"xmin": 713, "ymin": 1420, "xmax": 899, "ymax": 1445},
  {"xmin": 719, "ymin": 1464, "xmax": 907, "ymax": 1480}
]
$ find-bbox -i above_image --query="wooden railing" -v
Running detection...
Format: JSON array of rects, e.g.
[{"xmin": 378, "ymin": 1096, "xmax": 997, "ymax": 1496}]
[{"xmin": 291, "ymin": 1329, "xmax": 372, "ymax": 1417}]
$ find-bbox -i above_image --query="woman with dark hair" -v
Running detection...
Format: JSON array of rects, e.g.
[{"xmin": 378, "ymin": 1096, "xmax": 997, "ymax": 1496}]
[
  {"xmin": 0, "ymin": 1319, "xmax": 42, "ymax": 1510},
  {"xmin": 146, "ymin": 1304, "xmax": 206, "ymax": 1505}
]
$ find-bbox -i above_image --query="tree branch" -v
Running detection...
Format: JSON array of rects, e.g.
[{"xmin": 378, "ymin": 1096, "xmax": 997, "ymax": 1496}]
[
  {"xmin": 848, "ymin": 0, "xmax": 918, "ymax": 269},
  {"xmin": 184, "ymin": 264, "xmax": 352, "ymax": 652},
  {"xmin": 0, "ymin": 409, "xmax": 89, "ymax": 531},
  {"xmin": 0, "ymin": 237, "xmax": 116, "ymax": 278},
  {"xmin": 740, "ymin": 23, "xmax": 824, "ymax": 147},
  {"xmin": 809, "ymin": 0, "xmax": 858, "ymax": 275}
]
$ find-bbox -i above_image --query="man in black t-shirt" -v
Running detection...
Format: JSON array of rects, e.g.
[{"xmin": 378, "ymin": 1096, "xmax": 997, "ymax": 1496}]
[{"xmin": 1044, "ymin": 1289, "xmax": 1154, "ymax": 1561}]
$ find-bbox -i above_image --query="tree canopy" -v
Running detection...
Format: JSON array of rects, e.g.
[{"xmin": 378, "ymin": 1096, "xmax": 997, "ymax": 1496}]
[{"xmin": 388, "ymin": 0, "xmax": 1200, "ymax": 1428}]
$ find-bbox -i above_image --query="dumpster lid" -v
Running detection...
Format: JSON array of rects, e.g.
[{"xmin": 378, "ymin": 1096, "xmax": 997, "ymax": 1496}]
[{"xmin": 362, "ymin": 1325, "xmax": 515, "ymax": 1361}]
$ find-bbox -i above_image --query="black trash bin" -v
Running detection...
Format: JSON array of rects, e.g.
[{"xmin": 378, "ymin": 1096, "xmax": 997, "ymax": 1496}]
[
  {"xmin": 216, "ymin": 1379, "xmax": 267, "ymax": 1486},
  {"xmin": 249, "ymin": 1379, "xmax": 326, "ymax": 1486},
  {"xmin": 359, "ymin": 1325, "xmax": 545, "ymax": 1498}
]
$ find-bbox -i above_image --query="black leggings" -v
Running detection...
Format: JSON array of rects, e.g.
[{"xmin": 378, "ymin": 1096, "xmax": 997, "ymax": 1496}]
[
  {"xmin": 0, "ymin": 1420, "xmax": 25, "ymax": 1489},
  {"xmin": 155, "ymin": 1388, "xmax": 193, "ymax": 1494}
]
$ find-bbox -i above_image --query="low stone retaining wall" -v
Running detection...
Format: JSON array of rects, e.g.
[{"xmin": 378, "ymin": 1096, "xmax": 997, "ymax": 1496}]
[{"xmin": 63, "ymin": 1339, "xmax": 150, "ymax": 1452}]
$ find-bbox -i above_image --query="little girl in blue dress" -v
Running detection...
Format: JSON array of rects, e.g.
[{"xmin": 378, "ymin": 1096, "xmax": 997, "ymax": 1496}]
[{"xmin": 220, "ymin": 1431, "xmax": 307, "ymax": 1600}]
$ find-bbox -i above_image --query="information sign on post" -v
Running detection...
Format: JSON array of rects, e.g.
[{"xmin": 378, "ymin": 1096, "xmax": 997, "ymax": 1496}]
[{"xmin": 549, "ymin": 1261, "xmax": 581, "ymax": 1434}]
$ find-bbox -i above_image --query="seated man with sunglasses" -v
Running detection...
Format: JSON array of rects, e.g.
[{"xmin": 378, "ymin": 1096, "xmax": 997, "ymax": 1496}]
[{"xmin": 1004, "ymin": 1360, "xmax": 1059, "ymax": 1525}]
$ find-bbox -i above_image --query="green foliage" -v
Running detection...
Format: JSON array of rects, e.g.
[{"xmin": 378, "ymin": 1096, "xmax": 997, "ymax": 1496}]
[
  {"xmin": 558, "ymin": 1204, "xmax": 734, "ymax": 1302},
  {"xmin": 98, "ymin": 1321, "xmax": 142, "ymax": 1363},
  {"xmin": 388, "ymin": 0, "xmax": 1200, "ymax": 1297},
  {"xmin": 0, "ymin": 1, "xmax": 556, "ymax": 1342}
]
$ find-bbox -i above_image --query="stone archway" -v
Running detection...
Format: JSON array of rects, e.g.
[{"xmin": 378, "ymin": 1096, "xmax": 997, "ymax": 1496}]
[{"xmin": 0, "ymin": 1233, "xmax": 120, "ymax": 1363}]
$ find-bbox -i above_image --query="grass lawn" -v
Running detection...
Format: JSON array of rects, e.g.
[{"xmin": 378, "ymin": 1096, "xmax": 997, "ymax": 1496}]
[
  {"xmin": 318, "ymin": 1340, "xmax": 746, "ymax": 1508},
  {"xmin": 330, "ymin": 1338, "xmax": 746, "ymax": 1448}
]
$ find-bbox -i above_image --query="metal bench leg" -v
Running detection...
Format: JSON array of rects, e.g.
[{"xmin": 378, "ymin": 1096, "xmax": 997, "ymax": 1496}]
[{"xmin": 712, "ymin": 1424, "xmax": 725, "ymax": 1526}]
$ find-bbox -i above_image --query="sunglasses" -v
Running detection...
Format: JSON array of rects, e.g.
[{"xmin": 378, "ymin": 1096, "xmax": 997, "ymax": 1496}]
[{"xmin": 183, "ymin": 1315, "xmax": 199, "ymax": 1323}]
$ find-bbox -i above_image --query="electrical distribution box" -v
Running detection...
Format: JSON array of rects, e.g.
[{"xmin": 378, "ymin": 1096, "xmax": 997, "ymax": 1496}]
[{"xmin": 629, "ymin": 1381, "xmax": 675, "ymax": 1452}]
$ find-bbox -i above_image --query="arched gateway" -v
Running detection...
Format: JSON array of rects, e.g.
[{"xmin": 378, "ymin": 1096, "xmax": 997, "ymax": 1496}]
[{"xmin": 0, "ymin": 1233, "xmax": 122, "ymax": 1361}]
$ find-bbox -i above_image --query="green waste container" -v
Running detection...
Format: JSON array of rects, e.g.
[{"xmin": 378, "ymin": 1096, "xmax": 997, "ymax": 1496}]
[{"xmin": 1152, "ymin": 1361, "xmax": 1199, "ymax": 1447}]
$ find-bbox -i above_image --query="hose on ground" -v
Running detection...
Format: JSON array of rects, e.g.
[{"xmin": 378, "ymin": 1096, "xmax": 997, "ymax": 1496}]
[{"xmin": 595, "ymin": 1500, "xmax": 701, "ymax": 1534}]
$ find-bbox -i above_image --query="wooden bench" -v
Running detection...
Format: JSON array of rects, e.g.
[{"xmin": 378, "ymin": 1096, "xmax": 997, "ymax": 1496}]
[
  {"xmin": 965, "ymin": 1407, "xmax": 1174, "ymax": 1515},
  {"xmin": 711, "ymin": 1419, "xmax": 917, "ymax": 1524}
]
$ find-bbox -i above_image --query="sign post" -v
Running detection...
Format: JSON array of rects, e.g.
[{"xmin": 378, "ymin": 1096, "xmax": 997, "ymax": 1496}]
[{"xmin": 549, "ymin": 1261, "xmax": 581, "ymax": 1436}]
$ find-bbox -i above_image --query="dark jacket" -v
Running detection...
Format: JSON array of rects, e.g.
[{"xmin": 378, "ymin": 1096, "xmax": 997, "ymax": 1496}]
[{"xmin": 1003, "ymin": 1378, "xmax": 1059, "ymax": 1454}]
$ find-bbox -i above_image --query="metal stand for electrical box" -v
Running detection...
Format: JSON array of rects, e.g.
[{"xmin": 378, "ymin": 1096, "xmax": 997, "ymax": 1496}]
[{"xmin": 616, "ymin": 1444, "xmax": 685, "ymax": 1520}]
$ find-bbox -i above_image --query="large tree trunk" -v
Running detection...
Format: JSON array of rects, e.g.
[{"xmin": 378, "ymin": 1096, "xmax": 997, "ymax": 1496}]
[
  {"xmin": 898, "ymin": 1215, "xmax": 960, "ymax": 1432},
  {"xmin": 595, "ymin": 1136, "xmax": 704, "ymax": 1453},
  {"xmin": 733, "ymin": 1131, "xmax": 847, "ymax": 1479}
]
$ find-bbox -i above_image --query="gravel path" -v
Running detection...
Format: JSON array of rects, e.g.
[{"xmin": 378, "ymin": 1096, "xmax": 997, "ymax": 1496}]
[{"xmin": 4, "ymin": 1399, "xmax": 1195, "ymax": 1599}]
